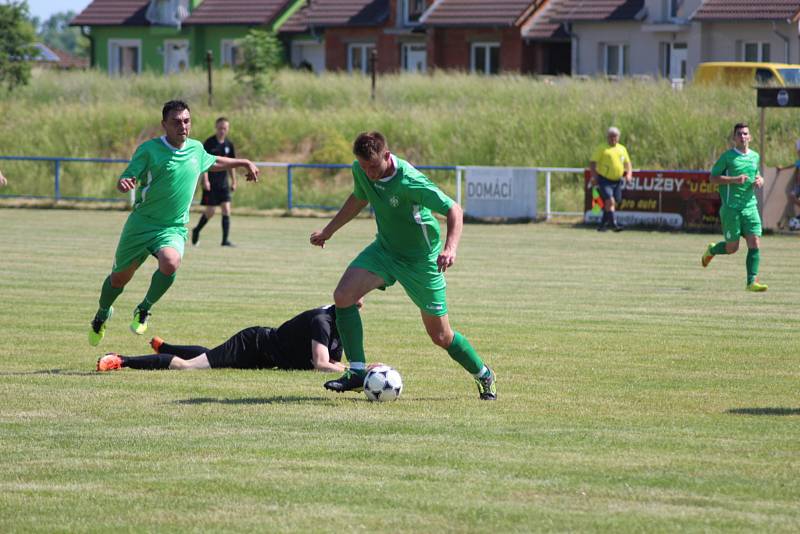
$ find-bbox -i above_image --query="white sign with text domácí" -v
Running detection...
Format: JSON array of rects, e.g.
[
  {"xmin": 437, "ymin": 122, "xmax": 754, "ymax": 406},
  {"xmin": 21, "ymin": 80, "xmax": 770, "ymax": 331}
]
[{"xmin": 464, "ymin": 167, "xmax": 537, "ymax": 219}]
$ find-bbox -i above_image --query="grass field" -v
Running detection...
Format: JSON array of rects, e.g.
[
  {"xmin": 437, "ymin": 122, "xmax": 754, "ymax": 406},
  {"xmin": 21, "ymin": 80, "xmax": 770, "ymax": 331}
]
[{"xmin": 1, "ymin": 208, "xmax": 799, "ymax": 532}]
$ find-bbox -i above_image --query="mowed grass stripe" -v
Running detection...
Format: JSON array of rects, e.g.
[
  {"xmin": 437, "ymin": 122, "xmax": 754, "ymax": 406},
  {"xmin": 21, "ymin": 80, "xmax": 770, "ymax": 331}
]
[{"xmin": 0, "ymin": 208, "xmax": 798, "ymax": 532}]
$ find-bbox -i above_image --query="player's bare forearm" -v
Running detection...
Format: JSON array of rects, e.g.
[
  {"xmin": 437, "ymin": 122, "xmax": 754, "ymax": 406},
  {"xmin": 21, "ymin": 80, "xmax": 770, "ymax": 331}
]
[
  {"xmin": 710, "ymin": 174, "xmax": 746, "ymax": 185},
  {"xmin": 210, "ymin": 157, "xmax": 259, "ymax": 181},
  {"xmin": 438, "ymin": 204, "xmax": 463, "ymax": 272},
  {"xmin": 311, "ymin": 195, "xmax": 368, "ymax": 247},
  {"xmin": 311, "ymin": 342, "xmax": 347, "ymax": 372}
]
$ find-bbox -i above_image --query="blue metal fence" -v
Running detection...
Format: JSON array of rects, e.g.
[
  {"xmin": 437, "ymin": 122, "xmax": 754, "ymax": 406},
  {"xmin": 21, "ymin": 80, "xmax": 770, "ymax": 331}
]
[{"xmin": 0, "ymin": 155, "xmax": 458, "ymax": 211}]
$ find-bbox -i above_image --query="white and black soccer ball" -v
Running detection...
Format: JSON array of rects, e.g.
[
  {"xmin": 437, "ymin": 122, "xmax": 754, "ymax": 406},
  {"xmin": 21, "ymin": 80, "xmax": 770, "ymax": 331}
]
[
  {"xmin": 363, "ymin": 365, "xmax": 403, "ymax": 402},
  {"xmin": 789, "ymin": 217, "xmax": 800, "ymax": 231}
]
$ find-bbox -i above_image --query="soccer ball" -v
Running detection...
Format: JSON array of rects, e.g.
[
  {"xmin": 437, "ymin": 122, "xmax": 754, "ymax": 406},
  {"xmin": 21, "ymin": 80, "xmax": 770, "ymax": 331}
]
[
  {"xmin": 789, "ymin": 217, "xmax": 800, "ymax": 231},
  {"xmin": 363, "ymin": 365, "xmax": 403, "ymax": 402}
]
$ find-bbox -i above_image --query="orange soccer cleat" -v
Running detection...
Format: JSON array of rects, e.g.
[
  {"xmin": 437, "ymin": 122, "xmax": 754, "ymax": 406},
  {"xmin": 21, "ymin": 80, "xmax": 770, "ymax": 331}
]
[{"xmin": 96, "ymin": 352, "xmax": 123, "ymax": 372}]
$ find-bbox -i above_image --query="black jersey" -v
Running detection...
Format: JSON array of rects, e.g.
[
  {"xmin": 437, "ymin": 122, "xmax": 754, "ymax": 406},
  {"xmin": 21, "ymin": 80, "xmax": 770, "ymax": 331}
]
[
  {"xmin": 203, "ymin": 135, "xmax": 236, "ymax": 188},
  {"xmin": 271, "ymin": 306, "xmax": 342, "ymax": 370}
]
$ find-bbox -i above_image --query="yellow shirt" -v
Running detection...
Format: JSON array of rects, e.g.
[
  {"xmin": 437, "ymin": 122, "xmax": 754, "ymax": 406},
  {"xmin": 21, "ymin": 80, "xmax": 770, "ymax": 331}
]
[{"xmin": 592, "ymin": 143, "xmax": 631, "ymax": 181}]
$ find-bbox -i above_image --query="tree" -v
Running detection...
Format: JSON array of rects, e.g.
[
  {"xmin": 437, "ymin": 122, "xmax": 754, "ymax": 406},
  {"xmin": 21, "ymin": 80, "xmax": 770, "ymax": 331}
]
[
  {"xmin": 235, "ymin": 29, "xmax": 284, "ymax": 94},
  {"xmin": 0, "ymin": 1, "xmax": 37, "ymax": 91},
  {"xmin": 35, "ymin": 11, "xmax": 89, "ymax": 58}
]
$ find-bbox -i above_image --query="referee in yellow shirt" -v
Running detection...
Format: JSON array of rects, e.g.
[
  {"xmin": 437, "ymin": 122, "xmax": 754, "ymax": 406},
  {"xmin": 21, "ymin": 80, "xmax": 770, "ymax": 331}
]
[{"xmin": 590, "ymin": 126, "xmax": 632, "ymax": 231}]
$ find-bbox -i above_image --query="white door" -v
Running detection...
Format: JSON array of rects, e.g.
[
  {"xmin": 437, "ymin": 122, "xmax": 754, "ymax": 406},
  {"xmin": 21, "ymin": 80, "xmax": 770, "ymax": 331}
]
[
  {"xmin": 403, "ymin": 44, "xmax": 426, "ymax": 73},
  {"xmin": 669, "ymin": 43, "xmax": 688, "ymax": 80},
  {"xmin": 291, "ymin": 41, "xmax": 325, "ymax": 73},
  {"xmin": 164, "ymin": 40, "xmax": 189, "ymax": 74}
]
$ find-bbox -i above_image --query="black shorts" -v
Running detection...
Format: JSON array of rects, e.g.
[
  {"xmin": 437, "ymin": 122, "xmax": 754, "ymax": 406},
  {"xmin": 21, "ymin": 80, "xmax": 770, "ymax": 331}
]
[
  {"xmin": 201, "ymin": 186, "xmax": 231, "ymax": 206},
  {"xmin": 206, "ymin": 326, "xmax": 277, "ymax": 369},
  {"xmin": 597, "ymin": 175, "xmax": 623, "ymax": 205}
]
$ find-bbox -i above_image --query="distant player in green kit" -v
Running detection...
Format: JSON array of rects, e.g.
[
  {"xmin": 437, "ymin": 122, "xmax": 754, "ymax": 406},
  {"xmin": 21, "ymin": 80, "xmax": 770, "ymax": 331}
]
[
  {"xmin": 701, "ymin": 122, "xmax": 767, "ymax": 291},
  {"xmin": 88, "ymin": 100, "xmax": 260, "ymax": 346},
  {"xmin": 310, "ymin": 131, "xmax": 496, "ymax": 400}
]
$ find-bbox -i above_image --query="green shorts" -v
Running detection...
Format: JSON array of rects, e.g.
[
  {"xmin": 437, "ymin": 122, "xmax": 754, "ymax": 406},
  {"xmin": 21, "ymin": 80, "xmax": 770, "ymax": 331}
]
[
  {"xmin": 719, "ymin": 204, "xmax": 762, "ymax": 242},
  {"xmin": 350, "ymin": 240, "xmax": 448, "ymax": 317},
  {"xmin": 112, "ymin": 213, "xmax": 187, "ymax": 272}
]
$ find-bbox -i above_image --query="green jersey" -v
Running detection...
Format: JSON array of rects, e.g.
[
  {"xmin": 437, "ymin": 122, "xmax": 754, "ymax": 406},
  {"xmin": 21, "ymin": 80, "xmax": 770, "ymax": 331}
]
[
  {"xmin": 352, "ymin": 155, "xmax": 454, "ymax": 260},
  {"xmin": 710, "ymin": 148, "xmax": 760, "ymax": 210},
  {"xmin": 121, "ymin": 136, "xmax": 217, "ymax": 226}
]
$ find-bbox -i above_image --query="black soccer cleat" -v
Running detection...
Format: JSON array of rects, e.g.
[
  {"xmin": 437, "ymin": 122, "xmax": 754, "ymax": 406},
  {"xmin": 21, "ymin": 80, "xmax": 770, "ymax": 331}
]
[
  {"xmin": 475, "ymin": 367, "xmax": 497, "ymax": 400},
  {"xmin": 191, "ymin": 227, "xmax": 200, "ymax": 246},
  {"xmin": 324, "ymin": 370, "xmax": 365, "ymax": 393},
  {"xmin": 221, "ymin": 241, "xmax": 236, "ymax": 247}
]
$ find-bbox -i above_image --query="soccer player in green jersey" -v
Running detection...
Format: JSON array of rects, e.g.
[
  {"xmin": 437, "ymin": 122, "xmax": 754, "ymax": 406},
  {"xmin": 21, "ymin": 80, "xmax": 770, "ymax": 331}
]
[
  {"xmin": 701, "ymin": 122, "xmax": 767, "ymax": 291},
  {"xmin": 88, "ymin": 100, "xmax": 260, "ymax": 346},
  {"xmin": 310, "ymin": 131, "xmax": 496, "ymax": 400}
]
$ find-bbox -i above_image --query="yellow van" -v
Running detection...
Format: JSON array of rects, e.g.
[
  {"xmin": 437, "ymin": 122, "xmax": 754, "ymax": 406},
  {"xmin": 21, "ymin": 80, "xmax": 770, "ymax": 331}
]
[{"xmin": 694, "ymin": 62, "xmax": 800, "ymax": 86}]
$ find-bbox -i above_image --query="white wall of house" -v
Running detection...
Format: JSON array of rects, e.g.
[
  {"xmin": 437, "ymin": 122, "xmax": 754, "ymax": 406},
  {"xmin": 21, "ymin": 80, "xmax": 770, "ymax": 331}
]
[
  {"xmin": 699, "ymin": 21, "xmax": 798, "ymax": 65},
  {"xmin": 571, "ymin": 19, "xmax": 800, "ymax": 79}
]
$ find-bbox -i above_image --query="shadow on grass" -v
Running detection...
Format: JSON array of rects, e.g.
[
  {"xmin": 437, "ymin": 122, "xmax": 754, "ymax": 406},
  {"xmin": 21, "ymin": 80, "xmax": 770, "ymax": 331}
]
[
  {"xmin": 727, "ymin": 407, "xmax": 800, "ymax": 416},
  {"xmin": 175, "ymin": 396, "xmax": 336, "ymax": 405},
  {"xmin": 0, "ymin": 369, "xmax": 98, "ymax": 377}
]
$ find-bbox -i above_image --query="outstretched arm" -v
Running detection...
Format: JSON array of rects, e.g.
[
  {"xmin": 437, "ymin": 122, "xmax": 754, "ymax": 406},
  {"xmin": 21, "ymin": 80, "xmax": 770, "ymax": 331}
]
[
  {"xmin": 310, "ymin": 194, "xmax": 368, "ymax": 248},
  {"xmin": 210, "ymin": 157, "xmax": 259, "ymax": 182},
  {"xmin": 437, "ymin": 203, "xmax": 463, "ymax": 273},
  {"xmin": 310, "ymin": 341, "xmax": 347, "ymax": 372}
]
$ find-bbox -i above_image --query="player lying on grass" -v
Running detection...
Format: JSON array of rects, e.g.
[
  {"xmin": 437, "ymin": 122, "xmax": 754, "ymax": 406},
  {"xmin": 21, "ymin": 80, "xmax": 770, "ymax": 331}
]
[
  {"xmin": 97, "ymin": 305, "xmax": 347, "ymax": 372},
  {"xmin": 700, "ymin": 122, "xmax": 767, "ymax": 291},
  {"xmin": 310, "ymin": 131, "xmax": 496, "ymax": 400},
  {"xmin": 88, "ymin": 100, "xmax": 260, "ymax": 347}
]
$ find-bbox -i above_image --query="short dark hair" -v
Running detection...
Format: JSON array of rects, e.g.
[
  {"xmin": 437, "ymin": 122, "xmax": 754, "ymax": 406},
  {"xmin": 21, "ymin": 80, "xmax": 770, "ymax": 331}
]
[
  {"xmin": 733, "ymin": 122, "xmax": 749, "ymax": 135},
  {"xmin": 162, "ymin": 100, "xmax": 190, "ymax": 121},
  {"xmin": 353, "ymin": 131, "xmax": 387, "ymax": 160},
  {"xmin": 216, "ymin": 116, "xmax": 229, "ymax": 125}
]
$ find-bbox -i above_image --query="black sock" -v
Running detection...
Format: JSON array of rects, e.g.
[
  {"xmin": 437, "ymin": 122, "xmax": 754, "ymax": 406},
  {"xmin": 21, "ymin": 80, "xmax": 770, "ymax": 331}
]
[
  {"xmin": 195, "ymin": 214, "xmax": 209, "ymax": 233},
  {"xmin": 601, "ymin": 211, "xmax": 610, "ymax": 226},
  {"xmin": 121, "ymin": 354, "xmax": 175, "ymax": 370},
  {"xmin": 222, "ymin": 215, "xmax": 230, "ymax": 243},
  {"xmin": 610, "ymin": 210, "xmax": 618, "ymax": 226},
  {"xmin": 159, "ymin": 343, "xmax": 209, "ymax": 359}
]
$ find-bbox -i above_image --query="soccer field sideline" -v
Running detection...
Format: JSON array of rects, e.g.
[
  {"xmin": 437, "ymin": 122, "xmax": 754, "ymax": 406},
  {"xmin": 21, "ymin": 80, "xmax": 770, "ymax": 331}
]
[{"xmin": 0, "ymin": 208, "xmax": 798, "ymax": 532}]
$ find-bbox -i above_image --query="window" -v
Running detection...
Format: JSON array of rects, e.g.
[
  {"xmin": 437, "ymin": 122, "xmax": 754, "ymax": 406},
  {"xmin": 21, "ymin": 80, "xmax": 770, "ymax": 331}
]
[
  {"xmin": 404, "ymin": 0, "xmax": 427, "ymax": 25},
  {"xmin": 221, "ymin": 40, "xmax": 242, "ymax": 67},
  {"xmin": 471, "ymin": 42, "xmax": 500, "ymax": 75},
  {"xmin": 744, "ymin": 42, "xmax": 770, "ymax": 62},
  {"xmin": 661, "ymin": 42, "xmax": 687, "ymax": 79},
  {"xmin": 348, "ymin": 44, "xmax": 375, "ymax": 74},
  {"xmin": 108, "ymin": 39, "xmax": 141, "ymax": 75},
  {"xmin": 669, "ymin": 0, "xmax": 684, "ymax": 18},
  {"xmin": 402, "ymin": 43, "xmax": 426, "ymax": 73},
  {"xmin": 604, "ymin": 44, "xmax": 629, "ymax": 76}
]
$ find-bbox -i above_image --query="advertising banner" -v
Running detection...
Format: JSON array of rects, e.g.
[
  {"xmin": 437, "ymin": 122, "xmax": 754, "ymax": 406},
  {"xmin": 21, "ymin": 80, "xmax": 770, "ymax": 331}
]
[
  {"xmin": 584, "ymin": 170, "xmax": 719, "ymax": 231},
  {"xmin": 465, "ymin": 167, "xmax": 537, "ymax": 220}
]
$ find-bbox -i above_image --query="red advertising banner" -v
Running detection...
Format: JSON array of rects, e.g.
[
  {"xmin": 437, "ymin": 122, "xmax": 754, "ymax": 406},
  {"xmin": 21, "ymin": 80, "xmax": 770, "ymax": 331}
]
[{"xmin": 584, "ymin": 170, "xmax": 720, "ymax": 231}]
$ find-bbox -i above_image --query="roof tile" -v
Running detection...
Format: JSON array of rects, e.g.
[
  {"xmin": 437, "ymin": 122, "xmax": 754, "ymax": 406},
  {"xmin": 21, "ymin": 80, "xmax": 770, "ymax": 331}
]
[
  {"xmin": 70, "ymin": 0, "xmax": 150, "ymax": 26},
  {"xmin": 693, "ymin": 0, "xmax": 800, "ymax": 20},
  {"xmin": 422, "ymin": 0, "xmax": 537, "ymax": 26}
]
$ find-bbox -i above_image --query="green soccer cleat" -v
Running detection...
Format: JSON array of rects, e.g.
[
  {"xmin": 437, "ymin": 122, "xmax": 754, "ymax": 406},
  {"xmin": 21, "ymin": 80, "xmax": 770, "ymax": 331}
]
[
  {"xmin": 475, "ymin": 367, "xmax": 497, "ymax": 401},
  {"xmin": 130, "ymin": 307, "xmax": 151, "ymax": 335},
  {"xmin": 324, "ymin": 370, "xmax": 365, "ymax": 393},
  {"xmin": 746, "ymin": 280, "xmax": 768, "ymax": 292},
  {"xmin": 701, "ymin": 243, "xmax": 715, "ymax": 268},
  {"xmin": 88, "ymin": 307, "xmax": 113, "ymax": 347}
]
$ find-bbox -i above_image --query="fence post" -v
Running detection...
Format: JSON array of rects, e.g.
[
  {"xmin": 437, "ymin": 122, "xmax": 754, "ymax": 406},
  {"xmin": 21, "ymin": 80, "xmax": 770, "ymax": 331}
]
[
  {"xmin": 287, "ymin": 165, "xmax": 293, "ymax": 211},
  {"xmin": 456, "ymin": 167, "xmax": 462, "ymax": 206},
  {"xmin": 54, "ymin": 159, "xmax": 61, "ymax": 201},
  {"xmin": 545, "ymin": 171, "xmax": 552, "ymax": 221}
]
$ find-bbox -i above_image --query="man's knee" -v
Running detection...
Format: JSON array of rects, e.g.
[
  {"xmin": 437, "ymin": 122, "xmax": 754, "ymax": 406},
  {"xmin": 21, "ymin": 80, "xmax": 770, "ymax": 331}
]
[
  {"xmin": 333, "ymin": 286, "xmax": 359, "ymax": 308},
  {"xmin": 726, "ymin": 241, "xmax": 740, "ymax": 254}
]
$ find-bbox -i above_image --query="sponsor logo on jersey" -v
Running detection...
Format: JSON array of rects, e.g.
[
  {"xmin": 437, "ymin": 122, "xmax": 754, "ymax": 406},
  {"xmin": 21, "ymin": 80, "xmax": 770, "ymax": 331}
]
[{"xmin": 426, "ymin": 303, "xmax": 444, "ymax": 311}]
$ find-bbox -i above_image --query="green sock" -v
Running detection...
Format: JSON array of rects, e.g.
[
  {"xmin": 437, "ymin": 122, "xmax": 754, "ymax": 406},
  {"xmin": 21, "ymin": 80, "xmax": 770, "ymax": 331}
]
[
  {"xmin": 97, "ymin": 275, "xmax": 123, "ymax": 321},
  {"xmin": 746, "ymin": 248, "xmax": 760, "ymax": 285},
  {"xmin": 138, "ymin": 270, "xmax": 175, "ymax": 311},
  {"xmin": 336, "ymin": 305, "xmax": 366, "ymax": 375},
  {"xmin": 446, "ymin": 331, "xmax": 485, "ymax": 375},
  {"xmin": 710, "ymin": 241, "xmax": 729, "ymax": 255}
]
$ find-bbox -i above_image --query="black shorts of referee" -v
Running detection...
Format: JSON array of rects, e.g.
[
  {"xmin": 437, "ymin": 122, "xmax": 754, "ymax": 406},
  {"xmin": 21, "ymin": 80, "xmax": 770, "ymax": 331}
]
[
  {"xmin": 596, "ymin": 174, "xmax": 624, "ymax": 205},
  {"xmin": 206, "ymin": 327, "xmax": 277, "ymax": 369}
]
